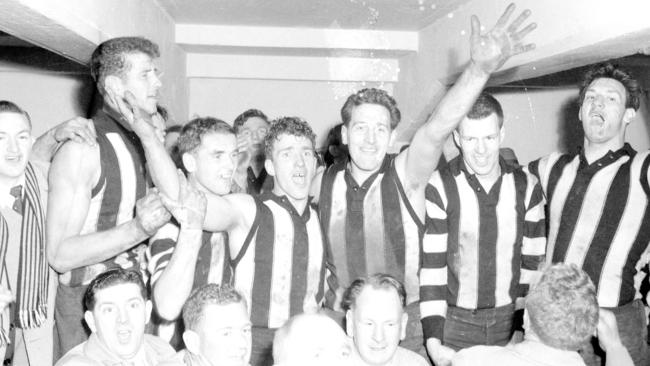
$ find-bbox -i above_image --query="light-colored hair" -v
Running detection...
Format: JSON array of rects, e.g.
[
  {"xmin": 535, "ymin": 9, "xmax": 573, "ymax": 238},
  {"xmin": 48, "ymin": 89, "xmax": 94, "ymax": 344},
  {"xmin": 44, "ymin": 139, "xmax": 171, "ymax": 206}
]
[
  {"xmin": 182, "ymin": 284, "xmax": 246, "ymax": 331},
  {"xmin": 526, "ymin": 263, "xmax": 598, "ymax": 351}
]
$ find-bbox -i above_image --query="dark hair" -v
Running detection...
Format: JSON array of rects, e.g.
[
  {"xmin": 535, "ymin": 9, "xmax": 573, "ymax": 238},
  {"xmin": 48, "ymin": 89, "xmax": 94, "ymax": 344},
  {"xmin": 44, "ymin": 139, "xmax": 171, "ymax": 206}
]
[
  {"xmin": 342, "ymin": 273, "xmax": 406, "ymax": 311},
  {"xmin": 165, "ymin": 124, "xmax": 183, "ymax": 135},
  {"xmin": 579, "ymin": 63, "xmax": 641, "ymax": 111},
  {"xmin": 0, "ymin": 100, "xmax": 31, "ymax": 127},
  {"xmin": 177, "ymin": 117, "xmax": 235, "ymax": 156},
  {"xmin": 526, "ymin": 263, "xmax": 598, "ymax": 351},
  {"xmin": 264, "ymin": 116, "xmax": 316, "ymax": 158},
  {"xmin": 466, "ymin": 92, "xmax": 504, "ymax": 127},
  {"xmin": 90, "ymin": 37, "xmax": 160, "ymax": 94},
  {"xmin": 233, "ymin": 109, "xmax": 269, "ymax": 133},
  {"xmin": 341, "ymin": 88, "xmax": 401, "ymax": 129},
  {"xmin": 182, "ymin": 284, "xmax": 247, "ymax": 331},
  {"xmin": 83, "ymin": 269, "xmax": 147, "ymax": 311}
]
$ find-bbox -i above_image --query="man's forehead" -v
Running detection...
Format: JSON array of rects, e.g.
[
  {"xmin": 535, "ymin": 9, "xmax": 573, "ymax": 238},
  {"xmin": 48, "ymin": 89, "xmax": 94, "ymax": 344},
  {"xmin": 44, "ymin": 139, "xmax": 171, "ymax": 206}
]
[
  {"xmin": 94, "ymin": 283, "xmax": 144, "ymax": 303},
  {"xmin": 242, "ymin": 117, "xmax": 269, "ymax": 129},
  {"xmin": 0, "ymin": 112, "xmax": 31, "ymax": 131},
  {"xmin": 587, "ymin": 77, "xmax": 626, "ymax": 94},
  {"xmin": 199, "ymin": 132, "xmax": 237, "ymax": 149},
  {"xmin": 200, "ymin": 302, "xmax": 250, "ymax": 326},
  {"xmin": 272, "ymin": 134, "xmax": 314, "ymax": 150}
]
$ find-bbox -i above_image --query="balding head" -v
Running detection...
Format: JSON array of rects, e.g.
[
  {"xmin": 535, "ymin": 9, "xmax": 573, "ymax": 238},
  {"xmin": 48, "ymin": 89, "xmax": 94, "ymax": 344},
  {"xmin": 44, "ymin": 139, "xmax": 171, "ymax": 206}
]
[{"xmin": 273, "ymin": 313, "xmax": 352, "ymax": 366}]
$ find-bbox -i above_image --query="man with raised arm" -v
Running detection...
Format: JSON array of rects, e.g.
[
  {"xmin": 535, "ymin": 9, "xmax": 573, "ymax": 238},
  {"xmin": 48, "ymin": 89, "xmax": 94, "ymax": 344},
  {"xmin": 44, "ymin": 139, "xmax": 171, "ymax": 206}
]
[
  {"xmin": 148, "ymin": 117, "xmax": 237, "ymax": 347},
  {"xmin": 47, "ymin": 37, "xmax": 171, "ymax": 358},
  {"xmin": 154, "ymin": 117, "xmax": 332, "ymax": 366},
  {"xmin": 419, "ymin": 93, "xmax": 546, "ymax": 365},
  {"xmin": 315, "ymin": 3, "xmax": 536, "ymax": 357}
]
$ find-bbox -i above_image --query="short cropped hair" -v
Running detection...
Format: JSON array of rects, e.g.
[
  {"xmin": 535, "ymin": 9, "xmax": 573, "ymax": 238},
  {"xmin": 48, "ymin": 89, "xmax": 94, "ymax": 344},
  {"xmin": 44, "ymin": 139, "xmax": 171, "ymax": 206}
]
[
  {"xmin": 0, "ymin": 100, "xmax": 31, "ymax": 127},
  {"xmin": 465, "ymin": 92, "xmax": 504, "ymax": 127},
  {"xmin": 90, "ymin": 37, "xmax": 160, "ymax": 94},
  {"xmin": 526, "ymin": 263, "xmax": 598, "ymax": 351},
  {"xmin": 579, "ymin": 63, "xmax": 641, "ymax": 111},
  {"xmin": 342, "ymin": 273, "xmax": 406, "ymax": 311},
  {"xmin": 233, "ymin": 109, "xmax": 269, "ymax": 133},
  {"xmin": 341, "ymin": 88, "xmax": 401, "ymax": 129},
  {"xmin": 177, "ymin": 117, "xmax": 235, "ymax": 157},
  {"xmin": 182, "ymin": 284, "xmax": 247, "ymax": 331},
  {"xmin": 263, "ymin": 116, "xmax": 316, "ymax": 158},
  {"xmin": 83, "ymin": 269, "xmax": 147, "ymax": 312}
]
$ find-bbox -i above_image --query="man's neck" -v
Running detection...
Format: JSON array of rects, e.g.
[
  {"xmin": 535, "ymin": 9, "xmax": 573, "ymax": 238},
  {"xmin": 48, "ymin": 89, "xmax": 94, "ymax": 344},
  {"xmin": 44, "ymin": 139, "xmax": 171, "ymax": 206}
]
[
  {"xmin": 583, "ymin": 138, "xmax": 624, "ymax": 165},
  {"xmin": 272, "ymin": 188, "xmax": 308, "ymax": 215},
  {"xmin": 249, "ymin": 156, "xmax": 265, "ymax": 177},
  {"xmin": 348, "ymin": 163, "xmax": 379, "ymax": 186},
  {"xmin": 0, "ymin": 175, "xmax": 23, "ymax": 195}
]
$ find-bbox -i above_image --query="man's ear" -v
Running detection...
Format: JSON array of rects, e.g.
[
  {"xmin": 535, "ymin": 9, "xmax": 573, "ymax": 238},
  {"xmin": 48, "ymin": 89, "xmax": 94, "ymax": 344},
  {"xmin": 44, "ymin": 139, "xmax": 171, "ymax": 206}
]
[
  {"xmin": 265, "ymin": 158, "xmax": 275, "ymax": 177},
  {"xmin": 183, "ymin": 330, "xmax": 200, "ymax": 354},
  {"xmin": 400, "ymin": 312, "xmax": 408, "ymax": 341},
  {"xmin": 345, "ymin": 310, "xmax": 354, "ymax": 337},
  {"xmin": 623, "ymin": 108, "xmax": 636, "ymax": 126},
  {"xmin": 182, "ymin": 153, "xmax": 197, "ymax": 173},
  {"xmin": 84, "ymin": 310, "xmax": 97, "ymax": 333},
  {"xmin": 499, "ymin": 125, "xmax": 506, "ymax": 143},
  {"xmin": 104, "ymin": 75, "xmax": 124, "ymax": 98},
  {"xmin": 145, "ymin": 300, "xmax": 152, "ymax": 325},
  {"xmin": 341, "ymin": 125, "xmax": 349, "ymax": 146},
  {"xmin": 388, "ymin": 129, "xmax": 397, "ymax": 148}
]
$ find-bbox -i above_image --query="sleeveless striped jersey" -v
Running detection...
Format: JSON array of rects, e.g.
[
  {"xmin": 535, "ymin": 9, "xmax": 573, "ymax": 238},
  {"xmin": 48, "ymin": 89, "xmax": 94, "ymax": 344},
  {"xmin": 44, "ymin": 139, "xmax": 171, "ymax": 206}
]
[
  {"xmin": 59, "ymin": 107, "xmax": 148, "ymax": 287},
  {"xmin": 528, "ymin": 144, "xmax": 650, "ymax": 307},
  {"xmin": 231, "ymin": 193, "xmax": 328, "ymax": 329}
]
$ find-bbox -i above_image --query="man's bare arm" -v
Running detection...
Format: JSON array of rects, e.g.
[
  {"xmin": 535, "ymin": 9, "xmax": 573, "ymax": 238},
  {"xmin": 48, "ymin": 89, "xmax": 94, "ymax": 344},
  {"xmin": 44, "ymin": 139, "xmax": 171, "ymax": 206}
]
[
  {"xmin": 153, "ymin": 176, "xmax": 206, "ymax": 320},
  {"xmin": 398, "ymin": 3, "xmax": 536, "ymax": 189},
  {"xmin": 47, "ymin": 141, "xmax": 169, "ymax": 273}
]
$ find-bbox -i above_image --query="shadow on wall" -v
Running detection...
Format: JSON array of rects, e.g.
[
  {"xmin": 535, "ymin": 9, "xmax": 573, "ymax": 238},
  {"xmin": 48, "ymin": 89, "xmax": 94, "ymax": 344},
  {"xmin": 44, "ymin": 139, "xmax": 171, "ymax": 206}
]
[{"xmin": 557, "ymin": 96, "xmax": 583, "ymax": 153}]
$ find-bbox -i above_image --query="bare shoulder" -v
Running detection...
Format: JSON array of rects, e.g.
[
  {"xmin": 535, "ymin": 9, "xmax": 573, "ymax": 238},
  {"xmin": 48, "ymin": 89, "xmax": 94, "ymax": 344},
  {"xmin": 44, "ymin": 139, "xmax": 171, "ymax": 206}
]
[{"xmin": 49, "ymin": 140, "xmax": 100, "ymax": 188}]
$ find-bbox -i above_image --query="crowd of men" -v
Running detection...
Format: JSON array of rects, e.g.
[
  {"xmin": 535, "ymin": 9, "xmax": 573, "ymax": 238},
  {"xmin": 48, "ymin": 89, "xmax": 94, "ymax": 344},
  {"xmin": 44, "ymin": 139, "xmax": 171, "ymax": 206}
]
[{"xmin": 0, "ymin": 2, "xmax": 648, "ymax": 366}]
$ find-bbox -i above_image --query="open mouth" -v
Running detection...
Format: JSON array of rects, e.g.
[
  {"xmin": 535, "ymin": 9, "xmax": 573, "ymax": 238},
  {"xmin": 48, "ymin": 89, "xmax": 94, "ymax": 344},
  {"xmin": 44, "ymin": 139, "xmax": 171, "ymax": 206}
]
[
  {"xmin": 292, "ymin": 172, "xmax": 307, "ymax": 185},
  {"xmin": 117, "ymin": 329, "xmax": 132, "ymax": 343},
  {"xmin": 589, "ymin": 112, "xmax": 605, "ymax": 123}
]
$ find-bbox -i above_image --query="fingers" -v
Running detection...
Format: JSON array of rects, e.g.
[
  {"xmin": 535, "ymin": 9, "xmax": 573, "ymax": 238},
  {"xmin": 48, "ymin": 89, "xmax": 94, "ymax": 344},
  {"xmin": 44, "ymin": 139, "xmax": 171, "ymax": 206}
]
[
  {"xmin": 513, "ymin": 22, "xmax": 537, "ymax": 42},
  {"xmin": 512, "ymin": 43, "xmax": 536, "ymax": 56},
  {"xmin": 507, "ymin": 8, "xmax": 532, "ymax": 34},
  {"xmin": 123, "ymin": 91, "xmax": 142, "ymax": 121},
  {"xmin": 470, "ymin": 15, "xmax": 481, "ymax": 39},
  {"xmin": 494, "ymin": 2, "xmax": 516, "ymax": 31}
]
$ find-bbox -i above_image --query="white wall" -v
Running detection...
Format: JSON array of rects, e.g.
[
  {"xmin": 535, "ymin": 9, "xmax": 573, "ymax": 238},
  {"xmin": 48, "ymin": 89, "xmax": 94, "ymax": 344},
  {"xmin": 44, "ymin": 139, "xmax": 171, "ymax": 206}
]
[
  {"xmin": 188, "ymin": 78, "xmax": 394, "ymax": 148},
  {"xmin": 490, "ymin": 87, "xmax": 650, "ymax": 165},
  {"xmin": 0, "ymin": 68, "xmax": 93, "ymax": 137}
]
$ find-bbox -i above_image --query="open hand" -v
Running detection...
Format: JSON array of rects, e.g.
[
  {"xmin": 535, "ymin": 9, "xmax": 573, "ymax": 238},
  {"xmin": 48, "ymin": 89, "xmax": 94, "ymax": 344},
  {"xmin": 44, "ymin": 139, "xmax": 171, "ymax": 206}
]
[
  {"xmin": 470, "ymin": 3, "xmax": 536, "ymax": 74},
  {"xmin": 106, "ymin": 89, "xmax": 161, "ymax": 142}
]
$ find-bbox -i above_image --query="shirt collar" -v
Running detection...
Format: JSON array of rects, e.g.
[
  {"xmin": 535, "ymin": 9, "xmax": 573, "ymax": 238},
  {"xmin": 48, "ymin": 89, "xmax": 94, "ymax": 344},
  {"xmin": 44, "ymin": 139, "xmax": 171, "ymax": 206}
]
[
  {"xmin": 262, "ymin": 191, "xmax": 312, "ymax": 222},
  {"xmin": 448, "ymin": 155, "xmax": 514, "ymax": 178},
  {"xmin": 577, "ymin": 142, "xmax": 635, "ymax": 169},
  {"xmin": 102, "ymin": 102, "xmax": 135, "ymax": 133}
]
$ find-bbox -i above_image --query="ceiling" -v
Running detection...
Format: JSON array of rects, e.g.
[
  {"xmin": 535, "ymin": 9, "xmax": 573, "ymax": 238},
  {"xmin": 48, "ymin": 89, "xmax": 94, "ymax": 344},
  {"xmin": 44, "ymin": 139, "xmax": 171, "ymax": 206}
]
[{"xmin": 156, "ymin": 0, "xmax": 471, "ymax": 31}]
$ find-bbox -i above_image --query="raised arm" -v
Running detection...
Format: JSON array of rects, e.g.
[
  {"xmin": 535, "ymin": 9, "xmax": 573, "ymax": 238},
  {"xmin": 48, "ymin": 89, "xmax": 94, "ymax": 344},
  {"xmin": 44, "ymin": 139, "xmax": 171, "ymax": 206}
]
[
  {"xmin": 47, "ymin": 141, "xmax": 170, "ymax": 273},
  {"xmin": 152, "ymin": 174, "xmax": 207, "ymax": 320},
  {"xmin": 398, "ymin": 3, "xmax": 536, "ymax": 189}
]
